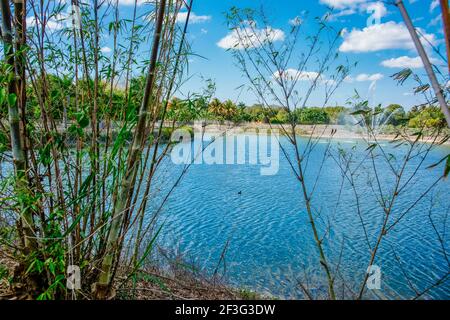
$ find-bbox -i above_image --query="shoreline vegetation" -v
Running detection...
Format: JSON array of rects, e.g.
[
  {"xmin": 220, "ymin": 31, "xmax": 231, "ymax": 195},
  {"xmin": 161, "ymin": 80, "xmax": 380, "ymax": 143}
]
[
  {"xmin": 3, "ymin": 94, "xmax": 448, "ymax": 150},
  {"xmin": 2, "ymin": 119, "xmax": 449, "ymax": 147}
]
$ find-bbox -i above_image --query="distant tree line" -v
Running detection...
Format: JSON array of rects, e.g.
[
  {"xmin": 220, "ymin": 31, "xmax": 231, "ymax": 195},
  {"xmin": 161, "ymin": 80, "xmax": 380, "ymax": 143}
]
[
  {"xmin": 166, "ymin": 97, "xmax": 447, "ymax": 128},
  {"xmin": 1, "ymin": 76, "xmax": 446, "ymax": 129}
]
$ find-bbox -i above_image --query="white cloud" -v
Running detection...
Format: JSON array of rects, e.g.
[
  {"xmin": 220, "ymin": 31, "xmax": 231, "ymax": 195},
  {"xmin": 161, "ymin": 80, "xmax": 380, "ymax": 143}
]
[
  {"xmin": 27, "ymin": 14, "xmax": 69, "ymax": 31},
  {"xmin": 355, "ymin": 73, "xmax": 384, "ymax": 82},
  {"xmin": 429, "ymin": 14, "xmax": 442, "ymax": 27},
  {"xmin": 326, "ymin": 9, "xmax": 356, "ymax": 21},
  {"xmin": 366, "ymin": 1, "xmax": 387, "ymax": 20},
  {"xmin": 380, "ymin": 55, "xmax": 439, "ymax": 69},
  {"xmin": 101, "ymin": 46, "xmax": 112, "ymax": 54},
  {"xmin": 273, "ymin": 69, "xmax": 336, "ymax": 85},
  {"xmin": 430, "ymin": 0, "xmax": 440, "ymax": 12},
  {"xmin": 381, "ymin": 56, "xmax": 423, "ymax": 69},
  {"xmin": 274, "ymin": 69, "xmax": 319, "ymax": 81},
  {"xmin": 176, "ymin": 11, "xmax": 211, "ymax": 24},
  {"xmin": 339, "ymin": 21, "xmax": 436, "ymax": 53},
  {"xmin": 217, "ymin": 24, "xmax": 285, "ymax": 50},
  {"xmin": 344, "ymin": 75, "xmax": 354, "ymax": 83},
  {"xmin": 345, "ymin": 73, "xmax": 384, "ymax": 82},
  {"xmin": 288, "ymin": 16, "xmax": 303, "ymax": 26},
  {"xmin": 321, "ymin": 1, "xmax": 387, "ymax": 22},
  {"xmin": 319, "ymin": 0, "xmax": 367, "ymax": 9}
]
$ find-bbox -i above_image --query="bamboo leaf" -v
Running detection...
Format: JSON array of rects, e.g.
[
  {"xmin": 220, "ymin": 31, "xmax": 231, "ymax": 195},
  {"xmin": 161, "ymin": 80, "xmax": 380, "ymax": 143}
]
[
  {"xmin": 351, "ymin": 109, "xmax": 369, "ymax": 116},
  {"xmin": 445, "ymin": 155, "xmax": 450, "ymax": 178},
  {"xmin": 7, "ymin": 93, "xmax": 17, "ymax": 106},
  {"xmin": 0, "ymin": 88, "xmax": 5, "ymax": 105},
  {"xmin": 426, "ymin": 154, "xmax": 450, "ymax": 178}
]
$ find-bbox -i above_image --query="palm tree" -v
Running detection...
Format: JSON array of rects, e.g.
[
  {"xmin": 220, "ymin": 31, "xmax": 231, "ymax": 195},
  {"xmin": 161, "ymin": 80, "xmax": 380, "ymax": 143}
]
[
  {"xmin": 222, "ymin": 99, "xmax": 238, "ymax": 120},
  {"xmin": 168, "ymin": 97, "xmax": 182, "ymax": 110},
  {"xmin": 208, "ymin": 98, "xmax": 223, "ymax": 118},
  {"xmin": 168, "ymin": 97, "xmax": 183, "ymax": 115}
]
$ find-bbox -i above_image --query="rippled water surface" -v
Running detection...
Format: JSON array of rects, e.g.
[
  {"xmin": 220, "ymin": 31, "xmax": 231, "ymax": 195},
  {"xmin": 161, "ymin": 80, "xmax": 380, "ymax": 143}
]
[{"xmin": 150, "ymin": 134, "xmax": 449, "ymax": 299}]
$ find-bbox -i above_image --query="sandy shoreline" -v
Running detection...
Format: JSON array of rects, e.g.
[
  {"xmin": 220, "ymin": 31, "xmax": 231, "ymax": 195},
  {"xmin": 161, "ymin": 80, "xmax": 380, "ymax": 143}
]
[
  {"xmin": 2, "ymin": 120, "xmax": 448, "ymax": 146},
  {"xmin": 187, "ymin": 122, "xmax": 450, "ymax": 146}
]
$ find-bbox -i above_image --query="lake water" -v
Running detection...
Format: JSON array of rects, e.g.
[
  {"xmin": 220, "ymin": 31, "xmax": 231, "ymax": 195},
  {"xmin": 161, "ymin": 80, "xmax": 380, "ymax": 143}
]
[
  {"xmin": 2, "ymin": 132, "xmax": 447, "ymax": 299},
  {"xmin": 151, "ymin": 133, "xmax": 450, "ymax": 299}
]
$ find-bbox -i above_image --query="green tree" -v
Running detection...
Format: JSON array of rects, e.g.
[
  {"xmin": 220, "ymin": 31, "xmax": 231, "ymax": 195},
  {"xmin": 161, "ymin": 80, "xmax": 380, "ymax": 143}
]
[
  {"xmin": 270, "ymin": 108, "xmax": 289, "ymax": 124},
  {"xmin": 208, "ymin": 98, "xmax": 223, "ymax": 119},
  {"xmin": 408, "ymin": 106, "xmax": 445, "ymax": 128},
  {"xmin": 295, "ymin": 107, "xmax": 330, "ymax": 124},
  {"xmin": 385, "ymin": 104, "xmax": 407, "ymax": 126},
  {"xmin": 222, "ymin": 99, "xmax": 238, "ymax": 120}
]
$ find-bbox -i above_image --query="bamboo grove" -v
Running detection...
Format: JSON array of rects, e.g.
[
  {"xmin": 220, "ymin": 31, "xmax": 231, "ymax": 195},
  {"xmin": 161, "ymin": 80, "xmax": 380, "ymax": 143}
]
[{"xmin": 0, "ymin": 0, "xmax": 194, "ymax": 299}]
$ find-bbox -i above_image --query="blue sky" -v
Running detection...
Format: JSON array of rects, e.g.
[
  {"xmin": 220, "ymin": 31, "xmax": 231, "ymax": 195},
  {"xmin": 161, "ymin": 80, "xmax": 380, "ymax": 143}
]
[
  {"xmin": 44, "ymin": 0, "xmax": 447, "ymax": 109},
  {"xmin": 162, "ymin": 0, "xmax": 444, "ymax": 109}
]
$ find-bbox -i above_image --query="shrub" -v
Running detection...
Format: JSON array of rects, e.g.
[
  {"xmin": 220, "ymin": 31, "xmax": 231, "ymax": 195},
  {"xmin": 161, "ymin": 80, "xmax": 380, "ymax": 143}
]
[{"xmin": 295, "ymin": 107, "xmax": 330, "ymax": 124}]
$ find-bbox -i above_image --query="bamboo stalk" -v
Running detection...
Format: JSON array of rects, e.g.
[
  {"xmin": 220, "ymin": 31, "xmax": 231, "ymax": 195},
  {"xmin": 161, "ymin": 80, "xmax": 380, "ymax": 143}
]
[
  {"xmin": 14, "ymin": 0, "xmax": 27, "ymax": 156},
  {"xmin": 440, "ymin": 0, "xmax": 450, "ymax": 74},
  {"xmin": 91, "ymin": 0, "xmax": 100, "ymax": 225},
  {"xmin": 132, "ymin": 0, "xmax": 193, "ymax": 269},
  {"xmin": 396, "ymin": 0, "xmax": 450, "ymax": 127},
  {"xmin": 94, "ymin": 0, "xmax": 168, "ymax": 299},
  {"xmin": 0, "ymin": 0, "xmax": 36, "ymax": 252}
]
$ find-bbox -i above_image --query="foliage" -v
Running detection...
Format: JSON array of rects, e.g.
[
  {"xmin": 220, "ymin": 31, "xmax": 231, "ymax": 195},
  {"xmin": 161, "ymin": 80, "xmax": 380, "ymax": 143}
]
[
  {"xmin": 408, "ymin": 106, "xmax": 446, "ymax": 128},
  {"xmin": 294, "ymin": 107, "xmax": 330, "ymax": 124},
  {"xmin": 0, "ymin": 0, "xmax": 193, "ymax": 300}
]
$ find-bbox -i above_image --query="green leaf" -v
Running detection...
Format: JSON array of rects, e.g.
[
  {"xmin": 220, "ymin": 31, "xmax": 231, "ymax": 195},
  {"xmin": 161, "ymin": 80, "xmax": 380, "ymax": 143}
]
[
  {"xmin": 366, "ymin": 143, "xmax": 377, "ymax": 152},
  {"xmin": 351, "ymin": 109, "xmax": 369, "ymax": 116},
  {"xmin": 75, "ymin": 112, "xmax": 89, "ymax": 128},
  {"xmin": 445, "ymin": 155, "xmax": 450, "ymax": 178},
  {"xmin": 392, "ymin": 68, "xmax": 412, "ymax": 85},
  {"xmin": 414, "ymin": 84, "xmax": 430, "ymax": 94},
  {"xmin": 7, "ymin": 93, "xmax": 17, "ymax": 106},
  {"xmin": 426, "ymin": 154, "xmax": 450, "ymax": 178},
  {"xmin": 0, "ymin": 88, "xmax": 6, "ymax": 105}
]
